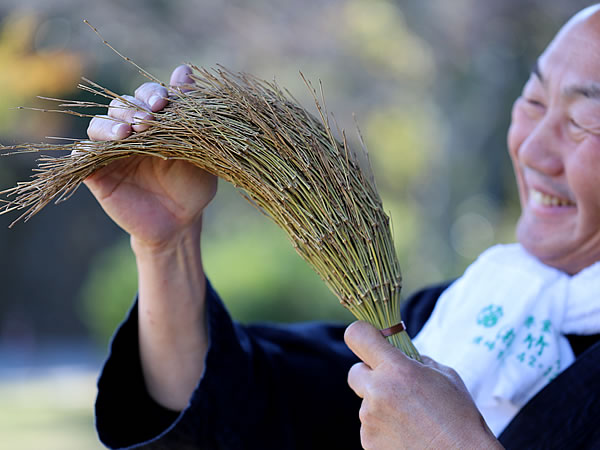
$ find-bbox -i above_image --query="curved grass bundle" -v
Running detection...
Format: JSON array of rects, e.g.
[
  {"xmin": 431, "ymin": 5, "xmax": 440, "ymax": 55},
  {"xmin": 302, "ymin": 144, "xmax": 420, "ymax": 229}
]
[{"xmin": 0, "ymin": 65, "xmax": 420, "ymax": 359}]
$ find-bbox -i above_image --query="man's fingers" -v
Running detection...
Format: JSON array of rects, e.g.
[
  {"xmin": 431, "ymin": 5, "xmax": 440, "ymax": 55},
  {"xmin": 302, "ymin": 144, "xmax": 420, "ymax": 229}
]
[
  {"xmin": 170, "ymin": 64, "xmax": 195, "ymax": 91},
  {"xmin": 86, "ymin": 66, "xmax": 193, "ymax": 142},
  {"xmin": 87, "ymin": 115, "xmax": 131, "ymax": 141},
  {"xmin": 420, "ymin": 355, "xmax": 468, "ymax": 389},
  {"xmin": 134, "ymin": 82, "xmax": 169, "ymax": 112},
  {"xmin": 108, "ymin": 96, "xmax": 154, "ymax": 132},
  {"xmin": 347, "ymin": 362, "xmax": 370, "ymax": 398},
  {"xmin": 344, "ymin": 321, "xmax": 401, "ymax": 369}
]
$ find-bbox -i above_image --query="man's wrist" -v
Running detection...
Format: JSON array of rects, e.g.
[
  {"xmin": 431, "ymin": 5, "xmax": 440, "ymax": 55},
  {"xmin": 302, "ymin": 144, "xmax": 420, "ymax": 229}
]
[{"xmin": 130, "ymin": 219, "xmax": 204, "ymax": 262}]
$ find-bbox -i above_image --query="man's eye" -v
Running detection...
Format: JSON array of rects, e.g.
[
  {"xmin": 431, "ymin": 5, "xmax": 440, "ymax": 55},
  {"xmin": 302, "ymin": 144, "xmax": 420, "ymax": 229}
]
[
  {"xmin": 569, "ymin": 118, "xmax": 582, "ymax": 129},
  {"xmin": 525, "ymin": 98, "xmax": 545, "ymax": 108},
  {"xmin": 519, "ymin": 97, "xmax": 545, "ymax": 118}
]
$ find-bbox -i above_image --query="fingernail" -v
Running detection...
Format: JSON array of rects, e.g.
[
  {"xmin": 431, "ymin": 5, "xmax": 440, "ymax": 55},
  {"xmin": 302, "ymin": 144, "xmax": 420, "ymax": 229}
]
[
  {"xmin": 148, "ymin": 95, "xmax": 161, "ymax": 109},
  {"xmin": 133, "ymin": 111, "xmax": 149, "ymax": 124},
  {"xmin": 112, "ymin": 123, "xmax": 126, "ymax": 136}
]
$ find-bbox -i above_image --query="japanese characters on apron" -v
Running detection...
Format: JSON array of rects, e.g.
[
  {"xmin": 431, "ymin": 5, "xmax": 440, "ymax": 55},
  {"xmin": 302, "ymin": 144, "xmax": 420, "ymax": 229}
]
[{"xmin": 414, "ymin": 243, "xmax": 600, "ymax": 435}]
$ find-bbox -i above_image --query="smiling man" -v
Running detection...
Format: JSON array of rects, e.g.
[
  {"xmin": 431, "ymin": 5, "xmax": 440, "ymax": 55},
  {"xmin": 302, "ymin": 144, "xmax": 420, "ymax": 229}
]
[
  {"xmin": 509, "ymin": 9, "xmax": 600, "ymax": 275},
  {"xmin": 88, "ymin": 5, "xmax": 600, "ymax": 450}
]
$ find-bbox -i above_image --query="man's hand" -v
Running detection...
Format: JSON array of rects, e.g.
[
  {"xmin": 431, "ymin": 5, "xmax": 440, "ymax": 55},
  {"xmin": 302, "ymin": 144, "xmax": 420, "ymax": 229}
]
[
  {"xmin": 85, "ymin": 65, "xmax": 215, "ymax": 410},
  {"xmin": 85, "ymin": 64, "xmax": 217, "ymax": 251},
  {"xmin": 344, "ymin": 321, "xmax": 503, "ymax": 450}
]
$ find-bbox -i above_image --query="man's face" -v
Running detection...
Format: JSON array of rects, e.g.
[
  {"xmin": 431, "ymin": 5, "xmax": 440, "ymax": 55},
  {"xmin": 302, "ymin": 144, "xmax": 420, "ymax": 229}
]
[{"xmin": 507, "ymin": 13, "xmax": 600, "ymax": 274}]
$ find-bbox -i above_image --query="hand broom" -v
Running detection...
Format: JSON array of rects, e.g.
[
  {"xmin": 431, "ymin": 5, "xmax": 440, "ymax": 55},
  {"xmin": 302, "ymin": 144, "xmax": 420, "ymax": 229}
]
[{"xmin": 0, "ymin": 45, "xmax": 420, "ymax": 359}]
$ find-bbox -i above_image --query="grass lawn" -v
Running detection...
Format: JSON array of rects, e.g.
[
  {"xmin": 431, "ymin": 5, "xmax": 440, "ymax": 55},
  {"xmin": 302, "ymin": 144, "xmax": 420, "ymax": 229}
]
[{"xmin": 0, "ymin": 369, "xmax": 104, "ymax": 450}]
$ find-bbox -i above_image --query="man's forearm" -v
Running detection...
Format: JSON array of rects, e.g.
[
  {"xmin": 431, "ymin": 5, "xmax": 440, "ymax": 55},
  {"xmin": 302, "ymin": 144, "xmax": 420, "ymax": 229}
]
[{"xmin": 132, "ymin": 223, "xmax": 208, "ymax": 411}]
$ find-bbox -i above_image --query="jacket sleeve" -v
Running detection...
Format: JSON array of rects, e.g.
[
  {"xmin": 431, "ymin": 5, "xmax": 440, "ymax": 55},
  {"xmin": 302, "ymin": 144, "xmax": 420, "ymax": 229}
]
[{"xmin": 95, "ymin": 281, "xmax": 362, "ymax": 449}]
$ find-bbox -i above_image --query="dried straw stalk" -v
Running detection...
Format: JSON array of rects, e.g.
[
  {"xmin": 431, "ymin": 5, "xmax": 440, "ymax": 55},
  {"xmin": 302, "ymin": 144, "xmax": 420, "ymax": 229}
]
[{"xmin": 0, "ymin": 64, "xmax": 420, "ymax": 359}]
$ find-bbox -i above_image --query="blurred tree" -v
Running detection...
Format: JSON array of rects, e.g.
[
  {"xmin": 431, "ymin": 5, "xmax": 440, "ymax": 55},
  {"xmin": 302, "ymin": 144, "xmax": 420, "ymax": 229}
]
[
  {"xmin": 0, "ymin": 12, "xmax": 83, "ymax": 138},
  {"xmin": 78, "ymin": 238, "xmax": 137, "ymax": 345}
]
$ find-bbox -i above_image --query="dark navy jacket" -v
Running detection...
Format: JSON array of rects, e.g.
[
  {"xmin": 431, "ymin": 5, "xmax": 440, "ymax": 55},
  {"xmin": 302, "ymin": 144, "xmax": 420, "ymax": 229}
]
[{"xmin": 95, "ymin": 282, "xmax": 600, "ymax": 449}]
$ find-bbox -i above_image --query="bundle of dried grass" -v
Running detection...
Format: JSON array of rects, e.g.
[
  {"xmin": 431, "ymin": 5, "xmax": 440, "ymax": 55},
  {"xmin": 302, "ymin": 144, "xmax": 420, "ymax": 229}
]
[{"xmin": 0, "ymin": 63, "xmax": 420, "ymax": 359}]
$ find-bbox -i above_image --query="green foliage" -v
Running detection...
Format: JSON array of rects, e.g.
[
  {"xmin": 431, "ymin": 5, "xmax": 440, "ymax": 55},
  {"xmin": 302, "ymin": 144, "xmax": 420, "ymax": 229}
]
[
  {"xmin": 365, "ymin": 105, "xmax": 443, "ymax": 188},
  {"xmin": 78, "ymin": 239, "xmax": 137, "ymax": 346},
  {"xmin": 201, "ymin": 185, "xmax": 351, "ymax": 326},
  {"xmin": 343, "ymin": 0, "xmax": 434, "ymax": 80},
  {"xmin": 203, "ymin": 220, "xmax": 353, "ymax": 325}
]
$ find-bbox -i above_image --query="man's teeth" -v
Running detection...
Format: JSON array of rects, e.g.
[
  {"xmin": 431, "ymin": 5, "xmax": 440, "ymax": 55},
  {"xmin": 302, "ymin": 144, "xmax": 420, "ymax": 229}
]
[{"xmin": 530, "ymin": 189, "xmax": 574, "ymax": 207}]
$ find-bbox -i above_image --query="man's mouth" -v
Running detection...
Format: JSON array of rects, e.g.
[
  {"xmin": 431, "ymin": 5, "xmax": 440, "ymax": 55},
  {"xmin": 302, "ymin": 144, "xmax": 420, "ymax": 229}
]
[{"xmin": 529, "ymin": 188, "xmax": 575, "ymax": 207}]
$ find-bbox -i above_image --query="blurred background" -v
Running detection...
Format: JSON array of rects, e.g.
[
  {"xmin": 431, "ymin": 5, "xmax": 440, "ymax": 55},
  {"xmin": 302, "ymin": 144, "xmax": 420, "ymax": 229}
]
[{"xmin": 0, "ymin": 0, "xmax": 594, "ymax": 448}]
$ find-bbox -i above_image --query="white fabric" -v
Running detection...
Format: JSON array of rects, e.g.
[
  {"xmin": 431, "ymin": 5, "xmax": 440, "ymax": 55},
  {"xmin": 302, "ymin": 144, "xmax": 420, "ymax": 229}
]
[{"xmin": 413, "ymin": 243, "xmax": 600, "ymax": 436}]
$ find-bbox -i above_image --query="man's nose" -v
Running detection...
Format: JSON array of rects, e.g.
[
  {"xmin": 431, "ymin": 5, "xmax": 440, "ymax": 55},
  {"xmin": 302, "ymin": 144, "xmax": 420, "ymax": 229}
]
[{"xmin": 518, "ymin": 117, "xmax": 564, "ymax": 177}]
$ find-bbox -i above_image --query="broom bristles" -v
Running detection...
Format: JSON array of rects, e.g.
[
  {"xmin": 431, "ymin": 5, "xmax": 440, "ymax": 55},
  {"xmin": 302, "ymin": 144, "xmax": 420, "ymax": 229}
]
[{"xmin": 0, "ymin": 66, "xmax": 420, "ymax": 360}]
